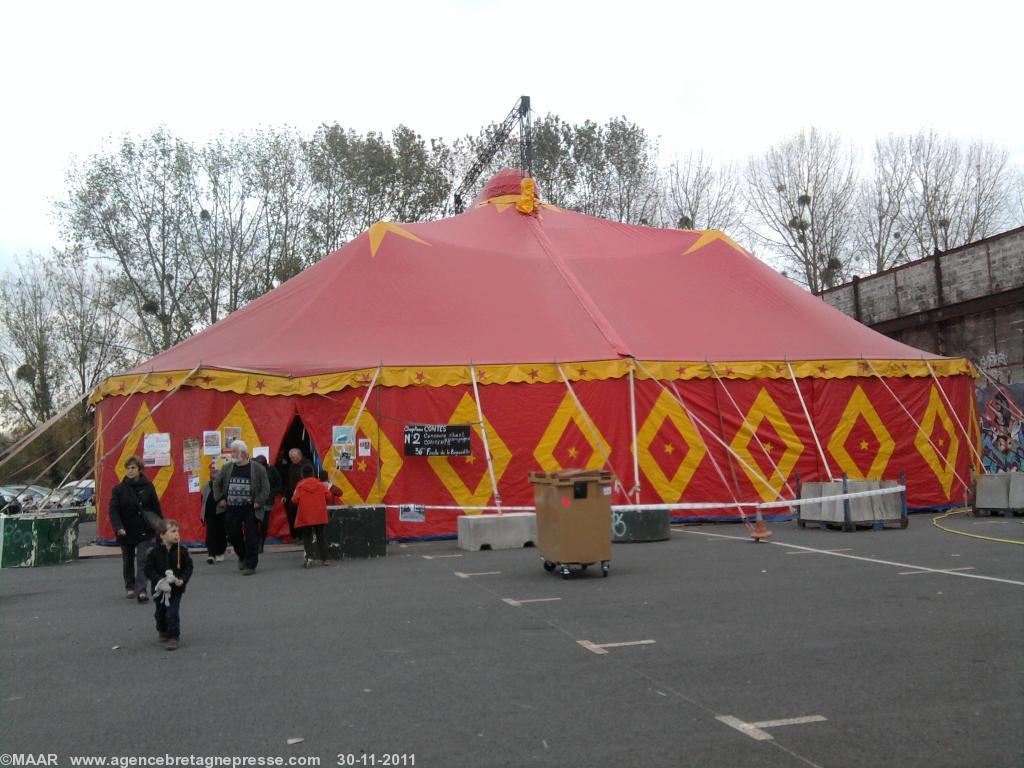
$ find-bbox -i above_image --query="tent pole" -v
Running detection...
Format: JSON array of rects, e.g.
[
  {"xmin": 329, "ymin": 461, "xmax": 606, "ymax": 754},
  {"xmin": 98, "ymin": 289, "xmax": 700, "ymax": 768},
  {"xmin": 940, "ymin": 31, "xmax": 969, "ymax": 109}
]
[
  {"xmin": 785, "ymin": 359, "xmax": 834, "ymax": 482},
  {"xmin": 633, "ymin": 360, "xmax": 788, "ymax": 505},
  {"xmin": 708, "ymin": 360, "xmax": 797, "ymax": 497},
  {"xmin": 350, "ymin": 364, "xmax": 383, "ymax": 437},
  {"xmin": 923, "ymin": 358, "xmax": 984, "ymax": 470},
  {"xmin": 628, "ymin": 364, "xmax": 641, "ymax": 502},
  {"xmin": 555, "ymin": 362, "xmax": 629, "ymax": 500},
  {"xmin": 863, "ymin": 358, "xmax": 970, "ymax": 494},
  {"xmin": 469, "ymin": 363, "xmax": 502, "ymax": 512}
]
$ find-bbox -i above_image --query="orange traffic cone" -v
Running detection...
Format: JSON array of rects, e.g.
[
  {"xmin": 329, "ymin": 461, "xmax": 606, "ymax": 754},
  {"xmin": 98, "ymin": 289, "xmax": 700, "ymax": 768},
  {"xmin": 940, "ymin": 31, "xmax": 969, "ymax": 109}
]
[{"xmin": 750, "ymin": 508, "xmax": 772, "ymax": 542}]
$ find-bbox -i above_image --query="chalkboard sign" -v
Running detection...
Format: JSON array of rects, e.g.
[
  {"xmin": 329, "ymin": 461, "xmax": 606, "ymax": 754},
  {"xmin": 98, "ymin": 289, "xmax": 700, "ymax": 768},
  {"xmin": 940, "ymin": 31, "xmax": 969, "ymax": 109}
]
[{"xmin": 404, "ymin": 425, "xmax": 472, "ymax": 456}]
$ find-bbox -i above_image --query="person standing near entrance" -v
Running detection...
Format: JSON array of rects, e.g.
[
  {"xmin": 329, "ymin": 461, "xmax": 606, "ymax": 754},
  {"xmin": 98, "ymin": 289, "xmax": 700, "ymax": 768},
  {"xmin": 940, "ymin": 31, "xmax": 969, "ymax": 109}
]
[
  {"xmin": 214, "ymin": 440, "xmax": 269, "ymax": 575},
  {"xmin": 282, "ymin": 448, "xmax": 312, "ymax": 541}
]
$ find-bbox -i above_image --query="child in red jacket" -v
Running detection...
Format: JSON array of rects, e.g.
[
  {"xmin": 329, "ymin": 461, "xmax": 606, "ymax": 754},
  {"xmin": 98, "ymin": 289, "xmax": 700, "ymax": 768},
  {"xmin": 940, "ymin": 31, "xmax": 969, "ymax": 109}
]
[{"xmin": 292, "ymin": 464, "xmax": 340, "ymax": 567}]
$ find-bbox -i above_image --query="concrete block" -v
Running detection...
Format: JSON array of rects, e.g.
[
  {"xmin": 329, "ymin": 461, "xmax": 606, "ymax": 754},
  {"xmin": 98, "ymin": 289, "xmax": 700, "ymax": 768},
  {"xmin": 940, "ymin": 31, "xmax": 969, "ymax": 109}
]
[
  {"xmin": 976, "ymin": 474, "xmax": 1011, "ymax": 510},
  {"xmin": 1010, "ymin": 473, "xmax": 1024, "ymax": 511},
  {"xmin": 799, "ymin": 481, "xmax": 846, "ymax": 523},
  {"xmin": 612, "ymin": 508, "xmax": 670, "ymax": 542},
  {"xmin": 458, "ymin": 512, "xmax": 537, "ymax": 552}
]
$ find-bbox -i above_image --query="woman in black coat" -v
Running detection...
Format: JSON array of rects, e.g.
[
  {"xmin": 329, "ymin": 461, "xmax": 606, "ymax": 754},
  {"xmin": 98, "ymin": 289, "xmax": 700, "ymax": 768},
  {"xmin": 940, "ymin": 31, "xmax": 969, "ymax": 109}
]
[{"xmin": 108, "ymin": 455, "xmax": 163, "ymax": 602}]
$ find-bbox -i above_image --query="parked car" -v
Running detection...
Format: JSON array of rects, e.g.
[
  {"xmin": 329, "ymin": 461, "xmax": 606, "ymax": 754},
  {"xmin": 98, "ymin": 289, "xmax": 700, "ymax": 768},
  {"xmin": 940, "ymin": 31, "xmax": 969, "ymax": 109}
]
[
  {"xmin": 3, "ymin": 485, "xmax": 52, "ymax": 511},
  {"xmin": 50, "ymin": 480, "xmax": 96, "ymax": 508},
  {"xmin": 0, "ymin": 487, "xmax": 23, "ymax": 514}
]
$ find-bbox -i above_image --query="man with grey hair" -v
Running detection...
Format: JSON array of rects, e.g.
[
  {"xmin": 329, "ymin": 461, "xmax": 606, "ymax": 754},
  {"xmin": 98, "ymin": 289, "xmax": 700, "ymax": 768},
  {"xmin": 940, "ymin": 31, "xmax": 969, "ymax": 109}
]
[{"xmin": 214, "ymin": 439, "xmax": 269, "ymax": 574}]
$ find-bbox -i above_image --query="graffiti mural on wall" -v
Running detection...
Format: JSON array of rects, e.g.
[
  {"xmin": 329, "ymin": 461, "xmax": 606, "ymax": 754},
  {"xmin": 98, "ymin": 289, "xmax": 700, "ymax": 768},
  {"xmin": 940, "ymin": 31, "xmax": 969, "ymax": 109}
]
[{"xmin": 977, "ymin": 382, "xmax": 1024, "ymax": 472}]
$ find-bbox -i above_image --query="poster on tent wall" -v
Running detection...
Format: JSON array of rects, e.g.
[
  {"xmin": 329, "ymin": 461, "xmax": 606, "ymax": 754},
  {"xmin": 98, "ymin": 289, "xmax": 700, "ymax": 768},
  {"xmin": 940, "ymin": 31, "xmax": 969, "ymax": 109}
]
[{"xmin": 95, "ymin": 373, "xmax": 977, "ymax": 544}]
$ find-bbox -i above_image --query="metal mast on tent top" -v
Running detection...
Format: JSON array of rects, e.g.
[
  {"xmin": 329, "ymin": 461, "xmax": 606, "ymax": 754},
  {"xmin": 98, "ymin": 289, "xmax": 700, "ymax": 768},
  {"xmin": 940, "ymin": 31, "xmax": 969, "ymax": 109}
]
[{"xmin": 452, "ymin": 95, "xmax": 533, "ymax": 213}]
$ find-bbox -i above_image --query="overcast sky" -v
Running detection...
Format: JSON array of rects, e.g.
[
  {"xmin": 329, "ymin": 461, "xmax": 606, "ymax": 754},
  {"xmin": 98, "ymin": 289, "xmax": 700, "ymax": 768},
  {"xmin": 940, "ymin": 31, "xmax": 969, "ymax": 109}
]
[{"xmin": 1, "ymin": 0, "xmax": 1021, "ymax": 269}]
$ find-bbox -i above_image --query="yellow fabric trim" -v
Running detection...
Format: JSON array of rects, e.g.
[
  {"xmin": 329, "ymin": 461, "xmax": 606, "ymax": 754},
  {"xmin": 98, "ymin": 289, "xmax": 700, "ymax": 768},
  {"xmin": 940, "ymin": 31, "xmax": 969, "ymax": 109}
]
[
  {"xmin": 367, "ymin": 221, "xmax": 430, "ymax": 258},
  {"xmin": 90, "ymin": 358, "xmax": 979, "ymax": 405}
]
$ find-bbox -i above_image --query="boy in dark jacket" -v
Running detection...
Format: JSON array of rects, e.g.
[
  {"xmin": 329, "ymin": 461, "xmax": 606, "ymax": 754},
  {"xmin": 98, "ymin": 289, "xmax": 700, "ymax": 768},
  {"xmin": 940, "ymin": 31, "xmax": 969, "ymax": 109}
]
[{"xmin": 144, "ymin": 519, "xmax": 194, "ymax": 651}]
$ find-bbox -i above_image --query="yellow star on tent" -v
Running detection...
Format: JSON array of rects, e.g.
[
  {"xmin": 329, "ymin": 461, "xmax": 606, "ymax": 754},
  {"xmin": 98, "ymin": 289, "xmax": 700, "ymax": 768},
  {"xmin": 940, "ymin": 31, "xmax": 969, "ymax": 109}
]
[
  {"xmin": 367, "ymin": 221, "xmax": 429, "ymax": 258},
  {"xmin": 683, "ymin": 230, "xmax": 747, "ymax": 256}
]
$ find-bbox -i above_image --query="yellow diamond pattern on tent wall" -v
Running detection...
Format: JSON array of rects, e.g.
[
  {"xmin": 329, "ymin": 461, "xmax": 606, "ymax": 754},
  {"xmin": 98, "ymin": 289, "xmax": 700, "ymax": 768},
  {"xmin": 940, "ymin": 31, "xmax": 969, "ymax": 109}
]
[
  {"xmin": 533, "ymin": 392, "xmax": 611, "ymax": 473},
  {"xmin": 914, "ymin": 386, "xmax": 960, "ymax": 499},
  {"xmin": 323, "ymin": 398, "xmax": 402, "ymax": 504},
  {"xmin": 115, "ymin": 402, "xmax": 175, "ymax": 499},
  {"xmin": 826, "ymin": 385, "xmax": 895, "ymax": 480},
  {"xmin": 636, "ymin": 389, "xmax": 707, "ymax": 502},
  {"xmin": 729, "ymin": 388, "xmax": 804, "ymax": 502},
  {"xmin": 428, "ymin": 393, "xmax": 510, "ymax": 508}
]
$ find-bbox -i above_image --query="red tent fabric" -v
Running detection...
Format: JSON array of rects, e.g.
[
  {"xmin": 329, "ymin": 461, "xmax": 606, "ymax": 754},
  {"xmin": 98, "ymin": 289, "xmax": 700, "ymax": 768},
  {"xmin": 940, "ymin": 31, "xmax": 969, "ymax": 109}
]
[{"xmin": 92, "ymin": 171, "xmax": 978, "ymax": 546}]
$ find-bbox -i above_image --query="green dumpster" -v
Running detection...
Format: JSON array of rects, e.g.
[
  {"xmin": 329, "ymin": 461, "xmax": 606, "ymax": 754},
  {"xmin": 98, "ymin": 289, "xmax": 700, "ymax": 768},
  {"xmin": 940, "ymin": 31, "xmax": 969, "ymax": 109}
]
[{"xmin": 0, "ymin": 513, "xmax": 79, "ymax": 568}]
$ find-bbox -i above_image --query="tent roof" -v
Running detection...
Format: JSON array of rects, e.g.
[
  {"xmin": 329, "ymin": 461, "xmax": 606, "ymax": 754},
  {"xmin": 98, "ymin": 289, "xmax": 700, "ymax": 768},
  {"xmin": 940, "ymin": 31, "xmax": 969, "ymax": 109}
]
[{"xmin": 129, "ymin": 172, "xmax": 943, "ymax": 380}]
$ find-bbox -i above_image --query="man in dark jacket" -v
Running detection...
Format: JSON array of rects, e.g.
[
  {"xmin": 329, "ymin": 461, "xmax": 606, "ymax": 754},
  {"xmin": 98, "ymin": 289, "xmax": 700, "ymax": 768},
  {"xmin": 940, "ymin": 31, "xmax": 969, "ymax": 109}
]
[
  {"xmin": 254, "ymin": 455, "xmax": 282, "ymax": 553},
  {"xmin": 144, "ymin": 519, "xmax": 194, "ymax": 651},
  {"xmin": 108, "ymin": 455, "xmax": 163, "ymax": 602},
  {"xmin": 282, "ymin": 448, "xmax": 312, "ymax": 541},
  {"xmin": 213, "ymin": 440, "xmax": 268, "ymax": 574}
]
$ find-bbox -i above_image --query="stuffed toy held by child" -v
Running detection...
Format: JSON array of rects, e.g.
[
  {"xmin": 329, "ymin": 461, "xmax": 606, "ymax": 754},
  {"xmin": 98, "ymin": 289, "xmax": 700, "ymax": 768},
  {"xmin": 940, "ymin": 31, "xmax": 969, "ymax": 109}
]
[{"xmin": 154, "ymin": 569, "xmax": 175, "ymax": 606}]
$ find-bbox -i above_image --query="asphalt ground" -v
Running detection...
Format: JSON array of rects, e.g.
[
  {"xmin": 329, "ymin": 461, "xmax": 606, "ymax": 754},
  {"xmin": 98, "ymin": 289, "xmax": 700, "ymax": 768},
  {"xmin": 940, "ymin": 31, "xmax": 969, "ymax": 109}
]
[{"xmin": 1, "ymin": 513, "xmax": 1022, "ymax": 768}]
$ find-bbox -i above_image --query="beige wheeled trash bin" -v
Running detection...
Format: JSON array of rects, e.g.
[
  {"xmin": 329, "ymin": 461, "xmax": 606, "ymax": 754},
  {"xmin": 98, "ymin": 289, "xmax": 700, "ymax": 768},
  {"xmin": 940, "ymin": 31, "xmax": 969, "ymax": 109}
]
[{"xmin": 529, "ymin": 469, "xmax": 613, "ymax": 579}]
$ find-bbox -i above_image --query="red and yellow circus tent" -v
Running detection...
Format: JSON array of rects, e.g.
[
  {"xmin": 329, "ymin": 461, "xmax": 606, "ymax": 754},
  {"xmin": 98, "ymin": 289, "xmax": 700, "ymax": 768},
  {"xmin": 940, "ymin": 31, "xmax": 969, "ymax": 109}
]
[{"xmin": 91, "ymin": 170, "xmax": 980, "ymax": 545}]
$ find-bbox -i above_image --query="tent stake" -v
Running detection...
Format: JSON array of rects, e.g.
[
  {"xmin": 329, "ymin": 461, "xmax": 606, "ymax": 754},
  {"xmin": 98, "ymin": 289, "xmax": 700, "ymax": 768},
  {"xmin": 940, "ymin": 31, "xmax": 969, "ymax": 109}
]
[
  {"xmin": 785, "ymin": 359, "xmax": 834, "ymax": 482},
  {"xmin": 469, "ymin": 363, "xmax": 501, "ymax": 512}
]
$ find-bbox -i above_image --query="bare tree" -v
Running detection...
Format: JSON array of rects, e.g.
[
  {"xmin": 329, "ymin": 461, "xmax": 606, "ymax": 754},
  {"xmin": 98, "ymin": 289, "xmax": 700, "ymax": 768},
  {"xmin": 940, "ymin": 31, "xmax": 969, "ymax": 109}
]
[
  {"xmin": 0, "ymin": 257, "xmax": 57, "ymax": 428},
  {"xmin": 744, "ymin": 128, "xmax": 858, "ymax": 291},
  {"xmin": 853, "ymin": 135, "xmax": 916, "ymax": 273},
  {"xmin": 905, "ymin": 130, "xmax": 1013, "ymax": 257},
  {"xmin": 663, "ymin": 151, "xmax": 744, "ymax": 232}
]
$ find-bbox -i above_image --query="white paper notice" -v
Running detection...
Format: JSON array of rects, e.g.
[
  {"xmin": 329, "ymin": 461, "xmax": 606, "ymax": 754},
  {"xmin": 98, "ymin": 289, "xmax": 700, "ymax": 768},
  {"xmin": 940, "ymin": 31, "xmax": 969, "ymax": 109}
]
[
  {"xmin": 253, "ymin": 446, "xmax": 270, "ymax": 461},
  {"xmin": 358, "ymin": 438, "xmax": 372, "ymax": 457},
  {"xmin": 203, "ymin": 431, "xmax": 222, "ymax": 456},
  {"xmin": 143, "ymin": 432, "xmax": 171, "ymax": 467},
  {"xmin": 187, "ymin": 475, "xmax": 201, "ymax": 493}
]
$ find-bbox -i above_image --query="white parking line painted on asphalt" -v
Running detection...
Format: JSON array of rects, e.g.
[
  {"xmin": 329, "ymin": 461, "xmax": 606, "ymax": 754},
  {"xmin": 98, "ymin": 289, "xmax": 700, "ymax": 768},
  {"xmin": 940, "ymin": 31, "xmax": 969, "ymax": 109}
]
[
  {"xmin": 454, "ymin": 570, "xmax": 501, "ymax": 578},
  {"xmin": 680, "ymin": 530, "xmax": 1024, "ymax": 586},
  {"xmin": 502, "ymin": 597, "xmax": 562, "ymax": 607},
  {"xmin": 784, "ymin": 548, "xmax": 851, "ymax": 555},
  {"xmin": 898, "ymin": 566, "xmax": 976, "ymax": 576},
  {"xmin": 717, "ymin": 714, "xmax": 827, "ymax": 741},
  {"xmin": 422, "ymin": 554, "xmax": 463, "ymax": 559},
  {"xmin": 577, "ymin": 639, "xmax": 656, "ymax": 655}
]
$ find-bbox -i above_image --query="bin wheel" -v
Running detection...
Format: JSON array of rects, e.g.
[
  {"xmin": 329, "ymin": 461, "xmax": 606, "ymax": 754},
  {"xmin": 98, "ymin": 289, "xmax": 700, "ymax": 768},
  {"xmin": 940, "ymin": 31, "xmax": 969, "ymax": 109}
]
[
  {"xmin": 601, "ymin": 561, "xmax": 610, "ymax": 577},
  {"xmin": 543, "ymin": 560, "xmax": 555, "ymax": 572},
  {"xmin": 580, "ymin": 563, "xmax": 588, "ymax": 571},
  {"xmin": 1013, "ymin": 510, "xmax": 1024, "ymax": 518},
  {"xmin": 797, "ymin": 518, "xmax": 806, "ymax": 529},
  {"xmin": 971, "ymin": 508, "xmax": 981, "ymax": 517},
  {"xmin": 561, "ymin": 565, "xmax": 571, "ymax": 580},
  {"xmin": 899, "ymin": 517, "xmax": 909, "ymax": 529},
  {"xmin": 842, "ymin": 521, "xmax": 855, "ymax": 532}
]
